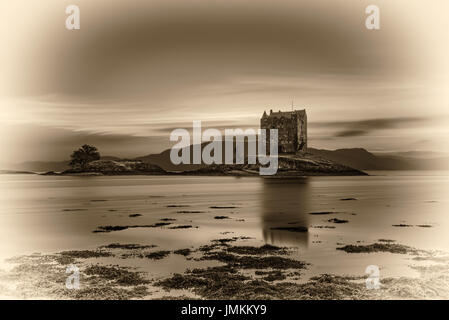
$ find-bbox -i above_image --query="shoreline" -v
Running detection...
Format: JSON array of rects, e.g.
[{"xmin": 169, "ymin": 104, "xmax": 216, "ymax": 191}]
[{"xmin": 1, "ymin": 236, "xmax": 447, "ymax": 299}]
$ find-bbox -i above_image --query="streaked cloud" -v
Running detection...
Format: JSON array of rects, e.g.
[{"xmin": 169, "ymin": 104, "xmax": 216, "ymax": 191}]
[{"xmin": 0, "ymin": 0, "xmax": 448, "ymax": 162}]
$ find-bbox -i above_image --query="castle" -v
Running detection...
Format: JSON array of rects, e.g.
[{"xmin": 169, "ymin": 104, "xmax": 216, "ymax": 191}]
[{"xmin": 260, "ymin": 109, "xmax": 307, "ymax": 154}]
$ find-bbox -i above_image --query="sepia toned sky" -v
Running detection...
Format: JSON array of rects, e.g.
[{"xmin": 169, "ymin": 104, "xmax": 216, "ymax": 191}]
[{"xmin": 0, "ymin": 0, "xmax": 448, "ymax": 162}]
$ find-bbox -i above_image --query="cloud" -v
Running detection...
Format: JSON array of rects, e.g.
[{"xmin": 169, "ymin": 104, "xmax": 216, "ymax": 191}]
[
  {"xmin": 1, "ymin": 0, "xmax": 447, "ymax": 157},
  {"xmin": 311, "ymin": 117, "xmax": 429, "ymax": 138},
  {"xmin": 4, "ymin": 0, "xmax": 407, "ymax": 99},
  {"xmin": 335, "ymin": 130, "xmax": 368, "ymax": 137},
  {"xmin": 0, "ymin": 124, "xmax": 169, "ymax": 163},
  {"xmin": 152, "ymin": 122, "xmax": 259, "ymax": 134}
]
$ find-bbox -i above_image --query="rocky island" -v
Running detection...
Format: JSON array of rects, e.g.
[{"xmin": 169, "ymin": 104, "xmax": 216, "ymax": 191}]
[
  {"xmin": 40, "ymin": 110, "xmax": 366, "ymax": 176},
  {"xmin": 47, "ymin": 152, "xmax": 366, "ymax": 177}
]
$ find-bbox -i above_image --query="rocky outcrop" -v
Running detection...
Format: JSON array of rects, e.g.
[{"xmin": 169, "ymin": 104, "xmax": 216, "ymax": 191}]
[
  {"xmin": 57, "ymin": 151, "xmax": 365, "ymax": 177},
  {"xmin": 178, "ymin": 154, "xmax": 367, "ymax": 176},
  {"xmin": 63, "ymin": 160, "xmax": 166, "ymax": 175},
  {"xmin": 275, "ymin": 154, "xmax": 367, "ymax": 176}
]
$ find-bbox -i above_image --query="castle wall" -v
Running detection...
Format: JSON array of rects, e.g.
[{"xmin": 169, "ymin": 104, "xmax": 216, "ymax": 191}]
[
  {"xmin": 296, "ymin": 112, "xmax": 307, "ymax": 151},
  {"xmin": 260, "ymin": 109, "xmax": 307, "ymax": 154}
]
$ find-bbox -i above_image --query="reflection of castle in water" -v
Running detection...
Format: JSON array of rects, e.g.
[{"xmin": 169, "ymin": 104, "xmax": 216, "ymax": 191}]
[{"xmin": 259, "ymin": 178, "xmax": 310, "ymax": 248}]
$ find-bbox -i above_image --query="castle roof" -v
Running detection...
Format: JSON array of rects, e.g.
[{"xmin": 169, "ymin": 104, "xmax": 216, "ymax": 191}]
[{"xmin": 262, "ymin": 109, "xmax": 306, "ymax": 118}]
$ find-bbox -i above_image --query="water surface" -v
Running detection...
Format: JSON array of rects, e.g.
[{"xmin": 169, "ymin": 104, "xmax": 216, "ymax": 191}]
[{"xmin": 0, "ymin": 172, "xmax": 448, "ymax": 280}]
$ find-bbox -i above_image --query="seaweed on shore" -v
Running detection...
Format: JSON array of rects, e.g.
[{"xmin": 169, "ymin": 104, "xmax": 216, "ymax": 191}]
[
  {"xmin": 210, "ymin": 206, "xmax": 239, "ymax": 209},
  {"xmin": 177, "ymin": 211, "xmax": 204, "ymax": 214},
  {"xmin": 202, "ymin": 252, "xmax": 305, "ymax": 270},
  {"xmin": 226, "ymin": 244, "xmax": 289, "ymax": 256},
  {"xmin": 2, "ymin": 238, "xmax": 444, "ymax": 300},
  {"xmin": 214, "ymin": 216, "xmax": 230, "ymax": 220},
  {"xmin": 93, "ymin": 226, "xmax": 129, "ymax": 232},
  {"xmin": 328, "ymin": 218, "xmax": 348, "ymax": 224},
  {"xmin": 210, "ymin": 236, "xmax": 253, "ymax": 245},
  {"xmin": 168, "ymin": 225, "xmax": 193, "ymax": 229},
  {"xmin": 155, "ymin": 272, "xmax": 366, "ymax": 299},
  {"xmin": 255, "ymin": 270, "xmax": 286, "ymax": 282},
  {"xmin": 155, "ymin": 265, "xmax": 249, "ymax": 298},
  {"xmin": 102, "ymin": 243, "xmax": 157, "ymax": 250},
  {"xmin": 92, "ymin": 222, "xmax": 172, "ymax": 233},
  {"xmin": 173, "ymin": 249, "xmax": 192, "ymax": 256},
  {"xmin": 310, "ymin": 225, "xmax": 336, "ymax": 229},
  {"xmin": 56, "ymin": 250, "xmax": 113, "ymax": 264},
  {"xmin": 2, "ymin": 253, "xmax": 150, "ymax": 299},
  {"xmin": 145, "ymin": 250, "xmax": 171, "ymax": 260},
  {"xmin": 337, "ymin": 243, "xmax": 415, "ymax": 254},
  {"xmin": 84, "ymin": 265, "xmax": 150, "ymax": 286},
  {"xmin": 309, "ymin": 211, "xmax": 336, "ymax": 215}
]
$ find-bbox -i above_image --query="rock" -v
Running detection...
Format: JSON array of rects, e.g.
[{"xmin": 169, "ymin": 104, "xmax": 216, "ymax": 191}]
[
  {"xmin": 178, "ymin": 153, "xmax": 367, "ymax": 176},
  {"xmin": 63, "ymin": 160, "xmax": 166, "ymax": 175}
]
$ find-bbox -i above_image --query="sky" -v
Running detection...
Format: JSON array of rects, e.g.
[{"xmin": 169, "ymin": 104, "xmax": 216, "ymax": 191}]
[{"xmin": 0, "ymin": 0, "xmax": 448, "ymax": 163}]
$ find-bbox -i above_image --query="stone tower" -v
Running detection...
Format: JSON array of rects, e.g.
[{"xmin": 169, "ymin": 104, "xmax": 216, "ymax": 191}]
[{"xmin": 260, "ymin": 109, "xmax": 307, "ymax": 154}]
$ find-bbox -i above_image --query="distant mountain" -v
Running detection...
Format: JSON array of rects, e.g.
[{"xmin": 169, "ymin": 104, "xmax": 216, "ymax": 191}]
[
  {"xmin": 307, "ymin": 148, "xmax": 449, "ymax": 170},
  {"xmin": 376, "ymin": 150, "xmax": 449, "ymax": 159},
  {"xmin": 3, "ymin": 146, "xmax": 447, "ymax": 173},
  {"xmin": 135, "ymin": 141, "xmax": 259, "ymax": 172},
  {"xmin": 135, "ymin": 145, "xmax": 207, "ymax": 172},
  {"xmin": 138, "ymin": 145, "xmax": 449, "ymax": 172}
]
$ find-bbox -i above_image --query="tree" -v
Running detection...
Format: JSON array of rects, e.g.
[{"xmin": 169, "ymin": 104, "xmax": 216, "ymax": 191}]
[{"xmin": 69, "ymin": 144, "xmax": 100, "ymax": 170}]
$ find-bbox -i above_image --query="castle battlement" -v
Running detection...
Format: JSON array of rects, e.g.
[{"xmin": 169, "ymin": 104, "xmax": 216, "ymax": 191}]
[{"xmin": 260, "ymin": 108, "xmax": 307, "ymax": 154}]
